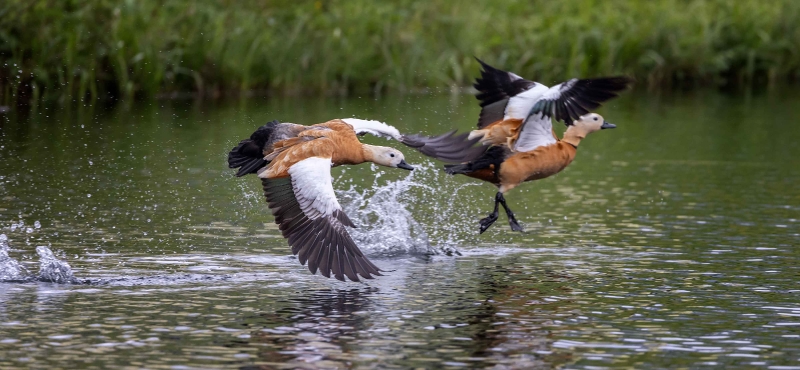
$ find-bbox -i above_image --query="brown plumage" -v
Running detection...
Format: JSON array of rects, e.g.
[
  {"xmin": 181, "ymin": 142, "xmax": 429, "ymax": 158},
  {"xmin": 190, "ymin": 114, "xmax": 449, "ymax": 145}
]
[
  {"xmin": 229, "ymin": 118, "xmax": 484, "ymax": 282},
  {"xmin": 263, "ymin": 121, "xmax": 368, "ymax": 178},
  {"xmin": 445, "ymin": 60, "xmax": 632, "ymax": 233}
]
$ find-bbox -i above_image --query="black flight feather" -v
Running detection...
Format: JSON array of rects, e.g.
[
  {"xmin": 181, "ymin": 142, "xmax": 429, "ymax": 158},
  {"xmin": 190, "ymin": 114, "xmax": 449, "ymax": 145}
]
[
  {"xmin": 473, "ymin": 58, "xmax": 537, "ymax": 128},
  {"xmin": 259, "ymin": 177, "xmax": 381, "ymax": 282},
  {"xmin": 401, "ymin": 131, "xmax": 487, "ymax": 164},
  {"xmin": 528, "ymin": 77, "xmax": 633, "ymax": 126},
  {"xmin": 444, "ymin": 146, "xmax": 510, "ymax": 176}
]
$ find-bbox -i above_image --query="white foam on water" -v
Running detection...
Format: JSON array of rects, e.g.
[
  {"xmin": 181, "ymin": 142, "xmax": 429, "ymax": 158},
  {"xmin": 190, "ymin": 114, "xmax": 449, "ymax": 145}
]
[
  {"xmin": 36, "ymin": 246, "xmax": 77, "ymax": 284},
  {"xmin": 0, "ymin": 234, "xmax": 29, "ymax": 281},
  {"xmin": 337, "ymin": 168, "xmax": 430, "ymax": 255},
  {"xmin": 336, "ymin": 161, "xmax": 481, "ymax": 256},
  {"xmin": 0, "ymin": 220, "xmax": 78, "ymax": 283},
  {"xmin": 2, "ymin": 222, "xmax": 82, "ymax": 284}
]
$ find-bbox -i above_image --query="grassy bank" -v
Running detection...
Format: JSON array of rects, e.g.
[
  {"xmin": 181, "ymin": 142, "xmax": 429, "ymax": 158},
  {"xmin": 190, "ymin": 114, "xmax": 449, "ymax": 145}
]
[{"xmin": 1, "ymin": 0, "xmax": 799, "ymax": 104}]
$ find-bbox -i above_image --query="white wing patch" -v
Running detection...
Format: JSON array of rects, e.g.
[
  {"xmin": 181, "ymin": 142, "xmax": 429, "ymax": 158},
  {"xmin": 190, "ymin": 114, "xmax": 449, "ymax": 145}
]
[
  {"xmin": 341, "ymin": 118, "xmax": 402, "ymax": 140},
  {"xmin": 539, "ymin": 79, "xmax": 576, "ymax": 103},
  {"xmin": 287, "ymin": 157, "xmax": 341, "ymax": 220},
  {"xmin": 504, "ymin": 83, "xmax": 548, "ymax": 120},
  {"xmin": 514, "ymin": 113, "xmax": 557, "ymax": 152}
]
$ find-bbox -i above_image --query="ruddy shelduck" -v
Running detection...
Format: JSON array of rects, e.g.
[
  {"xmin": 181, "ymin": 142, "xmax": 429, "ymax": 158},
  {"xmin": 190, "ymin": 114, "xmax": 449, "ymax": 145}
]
[
  {"xmin": 445, "ymin": 60, "xmax": 633, "ymax": 233},
  {"xmin": 229, "ymin": 118, "xmax": 483, "ymax": 282}
]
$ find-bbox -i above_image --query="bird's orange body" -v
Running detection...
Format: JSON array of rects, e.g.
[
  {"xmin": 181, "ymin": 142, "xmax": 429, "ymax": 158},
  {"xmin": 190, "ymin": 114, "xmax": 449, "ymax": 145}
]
[
  {"xmin": 495, "ymin": 141, "xmax": 577, "ymax": 192},
  {"xmin": 465, "ymin": 118, "xmax": 578, "ymax": 192},
  {"xmin": 264, "ymin": 120, "xmax": 368, "ymax": 178}
]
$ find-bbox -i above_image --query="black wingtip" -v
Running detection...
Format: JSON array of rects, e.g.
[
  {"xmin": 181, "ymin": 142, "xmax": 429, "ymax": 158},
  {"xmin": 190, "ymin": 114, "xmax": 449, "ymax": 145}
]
[
  {"xmin": 474, "ymin": 57, "xmax": 500, "ymax": 73},
  {"xmin": 588, "ymin": 75, "xmax": 635, "ymax": 91},
  {"xmin": 400, "ymin": 130, "xmax": 488, "ymax": 164},
  {"xmin": 582, "ymin": 75, "xmax": 636, "ymax": 101},
  {"xmin": 443, "ymin": 163, "xmax": 470, "ymax": 175},
  {"xmin": 527, "ymin": 75, "xmax": 635, "ymax": 126}
]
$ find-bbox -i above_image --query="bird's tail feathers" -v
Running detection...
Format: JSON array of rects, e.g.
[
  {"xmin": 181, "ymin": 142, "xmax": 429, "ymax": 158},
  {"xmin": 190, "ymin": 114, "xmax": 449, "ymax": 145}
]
[
  {"xmin": 444, "ymin": 163, "xmax": 472, "ymax": 175},
  {"xmin": 228, "ymin": 120, "xmax": 280, "ymax": 177}
]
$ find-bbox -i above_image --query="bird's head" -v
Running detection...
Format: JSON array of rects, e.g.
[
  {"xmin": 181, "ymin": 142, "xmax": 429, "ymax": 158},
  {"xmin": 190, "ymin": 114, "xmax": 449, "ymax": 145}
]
[
  {"xmin": 365, "ymin": 145, "xmax": 414, "ymax": 170},
  {"xmin": 569, "ymin": 113, "xmax": 616, "ymax": 134}
]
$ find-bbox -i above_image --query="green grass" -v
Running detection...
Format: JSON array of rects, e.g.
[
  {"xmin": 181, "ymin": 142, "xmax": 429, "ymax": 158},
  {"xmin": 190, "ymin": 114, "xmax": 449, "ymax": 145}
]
[{"xmin": 2, "ymin": 0, "xmax": 800, "ymax": 104}]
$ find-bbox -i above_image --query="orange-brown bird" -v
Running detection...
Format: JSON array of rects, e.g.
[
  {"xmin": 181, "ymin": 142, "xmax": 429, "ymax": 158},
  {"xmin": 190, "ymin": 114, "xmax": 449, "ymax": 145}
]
[
  {"xmin": 229, "ymin": 118, "xmax": 483, "ymax": 282},
  {"xmin": 445, "ymin": 60, "xmax": 633, "ymax": 233}
]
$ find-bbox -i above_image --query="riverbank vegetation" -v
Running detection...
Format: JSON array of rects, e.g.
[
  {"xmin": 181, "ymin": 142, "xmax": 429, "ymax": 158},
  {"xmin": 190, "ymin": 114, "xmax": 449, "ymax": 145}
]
[{"xmin": 2, "ymin": 0, "xmax": 799, "ymax": 104}]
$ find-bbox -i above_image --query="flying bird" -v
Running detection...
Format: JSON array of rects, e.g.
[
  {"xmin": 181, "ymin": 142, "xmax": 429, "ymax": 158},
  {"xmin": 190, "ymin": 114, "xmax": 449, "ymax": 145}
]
[
  {"xmin": 229, "ymin": 118, "xmax": 484, "ymax": 282},
  {"xmin": 445, "ymin": 59, "xmax": 633, "ymax": 233}
]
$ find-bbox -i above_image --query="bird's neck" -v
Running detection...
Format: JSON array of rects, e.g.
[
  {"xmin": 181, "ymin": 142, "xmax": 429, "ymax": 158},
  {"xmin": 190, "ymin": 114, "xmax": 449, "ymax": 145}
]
[
  {"xmin": 330, "ymin": 142, "xmax": 371, "ymax": 166},
  {"xmin": 561, "ymin": 125, "xmax": 587, "ymax": 147},
  {"xmin": 360, "ymin": 144, "xmax": 378, "ymax": 164}
]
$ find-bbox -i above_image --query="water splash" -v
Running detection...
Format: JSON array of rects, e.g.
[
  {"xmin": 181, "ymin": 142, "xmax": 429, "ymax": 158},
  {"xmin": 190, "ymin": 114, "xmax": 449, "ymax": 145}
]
[
  {"xmin": 0, "ymin": 234, "xmax": 29, "ymax": 281},
  {"xmin": 36, "ymin": 246, "xmax": 77, "ymax": 284},
  {"xmin": 338, "ymin": 168, "xmax": 431, "ymax": 255},
  {"xmin": 336, "ymin": 161, "xmax": 482, "ymax": 256},
  {"xmin": 231, "ymin": 160, "xmax": 483, "ymax": 255},
  {"xmin": 1, "ymin": 221, "xmax": 83, "ymax": 284}
]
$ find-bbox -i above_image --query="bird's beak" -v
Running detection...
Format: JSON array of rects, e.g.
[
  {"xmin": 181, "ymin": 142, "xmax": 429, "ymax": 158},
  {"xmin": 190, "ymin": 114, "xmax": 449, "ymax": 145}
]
[
  {"xmin": 600, "ymin": 121, "xmax": 617, "ymax": 129},
  {"xmin": 396, "ymin": 160, "xmax": 414, "ymax": 170}
]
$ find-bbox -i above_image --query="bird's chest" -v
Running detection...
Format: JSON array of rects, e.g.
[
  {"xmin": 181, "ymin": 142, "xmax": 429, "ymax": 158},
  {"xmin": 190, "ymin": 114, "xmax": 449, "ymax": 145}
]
[
  {"xmin": 501, "ymin": 145, "xmax": 575, "ymax": 183},
  {"xmin": 523, "ymin": 159, "xmax": 569, "ymax": 181}
]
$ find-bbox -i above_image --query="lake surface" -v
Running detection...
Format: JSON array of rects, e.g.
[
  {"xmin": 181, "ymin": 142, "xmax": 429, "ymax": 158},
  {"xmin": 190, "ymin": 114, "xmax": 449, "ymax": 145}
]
[{"xmin": 0, "ymin": 90, "xmax": 799, "ymax": 369}]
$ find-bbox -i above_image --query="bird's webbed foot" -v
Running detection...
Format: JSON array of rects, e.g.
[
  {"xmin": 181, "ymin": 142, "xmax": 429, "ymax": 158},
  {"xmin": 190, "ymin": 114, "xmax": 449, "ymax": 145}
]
[
  {"xmin": 497, "ymin": 192, "xmax": 524, "ymax": 232},
  {"xmin": 479, "ymin": 211, "xmax": 499, "ymax": 234},
  {"xmin": 479, "ymin": 192, "xmax": 503, "ymax": 234},
  {"xmin": 507, "ymin": 213, "xmax": 524, "ymax": 232}
]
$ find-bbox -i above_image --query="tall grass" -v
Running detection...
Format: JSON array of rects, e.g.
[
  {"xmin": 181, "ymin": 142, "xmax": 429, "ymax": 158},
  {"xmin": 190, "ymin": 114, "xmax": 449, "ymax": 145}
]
[{"xmin": 1, "ymin": 0, "xmax": 799, "ymax": 104}]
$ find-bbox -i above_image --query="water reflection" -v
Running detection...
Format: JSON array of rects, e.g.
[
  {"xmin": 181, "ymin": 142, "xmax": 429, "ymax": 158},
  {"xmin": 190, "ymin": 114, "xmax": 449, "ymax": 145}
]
[
  {"xmin": 246, "ymin": 288, "xmax": 376, "ymax": 368},
  {"xmin": 0, "ymin": 244, "xmax": 796, "ymax": 368}
]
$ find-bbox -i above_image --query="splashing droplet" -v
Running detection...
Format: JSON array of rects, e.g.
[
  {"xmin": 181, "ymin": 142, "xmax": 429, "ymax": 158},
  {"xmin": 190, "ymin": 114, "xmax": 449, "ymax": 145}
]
[
  {"xmin": 0, "ymin": 235, "xmax": 29, "ymax": 281},
  {"xmin": 336, "ymin": 162, "xmax": 477, "ymax": 255},
  {"xmin": 36, "ymin": 246, "xmax": 76, "ymax": 283}
]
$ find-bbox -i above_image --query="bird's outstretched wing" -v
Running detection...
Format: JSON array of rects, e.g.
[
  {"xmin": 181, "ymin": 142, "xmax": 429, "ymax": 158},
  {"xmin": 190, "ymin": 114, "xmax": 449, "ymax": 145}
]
[
  {"xmin": 473, "ymin": 59, "xmax": 541, "ymax": 128},
  {"xmin": 341, "ymin": 118, "xmax": 486, "ymax": 163},
  {"xmin": 260, "ymin": 156, "xmax": 381, "ymax": 282},
  {"xmin": 527, "ymin": 77, "xmax": 633, "ymax": 126}
]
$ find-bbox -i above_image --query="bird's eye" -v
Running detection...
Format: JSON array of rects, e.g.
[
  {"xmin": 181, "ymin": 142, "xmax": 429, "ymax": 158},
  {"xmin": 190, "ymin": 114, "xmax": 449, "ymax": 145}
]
[
  {"xmin": 593, "ymin": 117, "xmax": 599, "ymax": 121},
  {"xmin": 390, "ymin": 153, "xmax": 395, "ymax": 158}
]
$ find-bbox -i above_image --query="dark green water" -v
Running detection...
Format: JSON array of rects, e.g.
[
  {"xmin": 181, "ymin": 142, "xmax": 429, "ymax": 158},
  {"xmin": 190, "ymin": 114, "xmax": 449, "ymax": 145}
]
[{"xmin": 0, "ymin": 91, "xmax": 799, "ymax": 369}]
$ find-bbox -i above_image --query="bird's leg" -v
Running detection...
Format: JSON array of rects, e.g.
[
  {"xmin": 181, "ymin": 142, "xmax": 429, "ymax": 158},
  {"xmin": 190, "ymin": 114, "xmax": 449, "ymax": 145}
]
[
  {"xmin": 479, "ymin": 193, "xmax": 502, "ymax": 234},
  {"xmin": 497, "ymin": 193, "xmax": 524, "ymax": 232}
]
